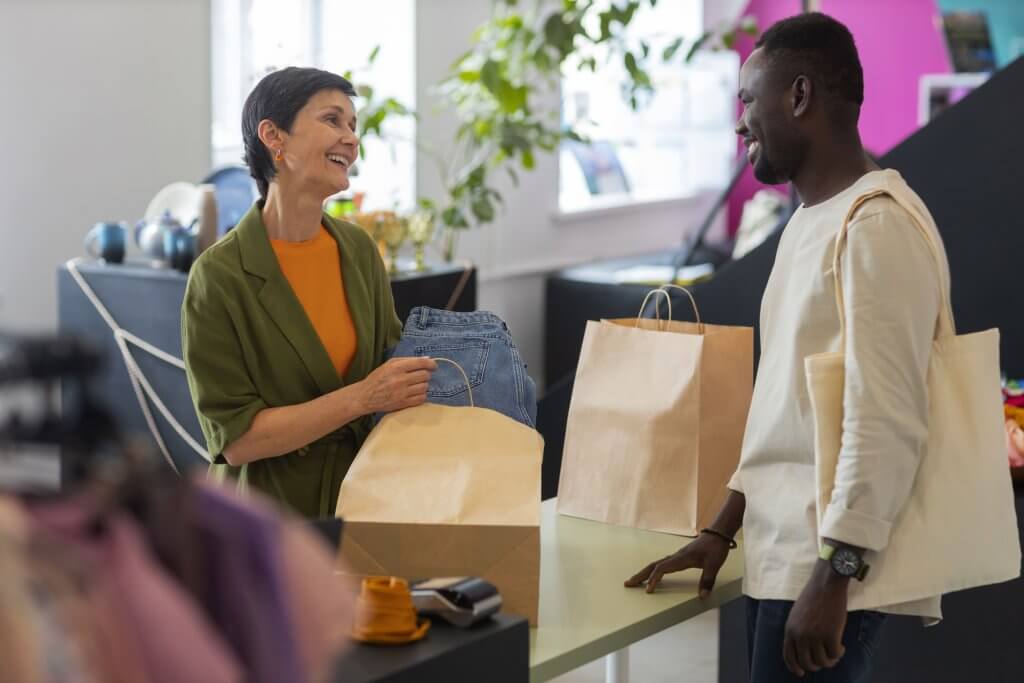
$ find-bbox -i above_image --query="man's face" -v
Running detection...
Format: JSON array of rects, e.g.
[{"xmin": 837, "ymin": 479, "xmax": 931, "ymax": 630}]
[{"xmin": 735, "ymin": 48, "xmax": 808, "ymax": 185}]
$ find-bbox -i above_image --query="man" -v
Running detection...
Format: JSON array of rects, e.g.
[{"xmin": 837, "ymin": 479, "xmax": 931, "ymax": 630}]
[{"xmin": 626, "ymin": 13, "xmax": 948, "ymax": 682}]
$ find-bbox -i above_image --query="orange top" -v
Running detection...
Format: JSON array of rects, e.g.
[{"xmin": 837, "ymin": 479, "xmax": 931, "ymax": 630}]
[{"xmin": 270, "ymin": 226, "xmax": 357, "ymax": 377}]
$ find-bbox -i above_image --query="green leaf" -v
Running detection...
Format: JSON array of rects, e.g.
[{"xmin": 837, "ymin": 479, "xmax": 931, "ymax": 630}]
[
  {"xmin": 543, "ymin": 13, "xmax": 568, "ymax": 48},
  {"xmin": 740, "ymin": 16, "xmax": 758, "ymax": 36},
  {"xmin": 497, "ymin": 83, "xmax": 528, "ymax": 113},
  {"xmin": 685, "ymin": 31, "xmax": 711, "ymax": 62},
  {"xmin": 498, "ymin": 13, "xmax": 523, "ymax": 30},
  {"xmin": 621, "ymin": 1, "xmax": 639, "ymax": 25},
  {"xmin": 442, "ymin": 206, "xmax": 469, "ymax": 228},
  {"xmin": 384, "ymin": 98, "xmax": 410, "ymax": 115},
  {"xmin": 598, "ymin": 12, "xmax": 613, "ymax": 41},
  {"xmin": 356, "ymin": 84, "xmax": 373, "ymax": 99},
  {"xmin": 624, "ymin": 51, "xmax": 638, "ymax": 76},
  {"xmin": 721, "ymin": 30, "xmax": 736, "ymax": 50},
  {"xmin": 624, "ymin": 52, "xmax": 651, "ymax": 88},
  {"xmin": 418, "ymin": 197, "xmax": 437, "ymax": 211},
  {"xmin": 473, "ymin": 119, "xmax": 492, "ymax": 138},
  {"xmin": 368, "ymin": 45, "xmax": 381, "ymax": 64},
  {"xmin": 468, "ymin": 165, "xmax": 486, "ymax": 185},
  {"xmin": 522, "ymin": 148, "xmax": 535, "ymax": 170},
  {"xmin": 662, "ymin": 36, "xmax": 683, "ymax": 61},
  {"xmin": 458, "ymin": 69, "xmax": 480, "ymax": 82},
  {"xmin": 506, "ymin": 167, "xmax": 519, "ymax": 186},
  {"xmin": 640, "ymin": 40, "xmax": 650, "ymax": 58},
  {"xmin": 500, "ymin": 124, "xmax": 531, "ymax": 151},
  {"xmin": 480, "ymin": 59, "xmax": 502, "ymax": 96},
  {"xmin": 470, "ymin": 195, "xmax": 495, "ymax": 222}
]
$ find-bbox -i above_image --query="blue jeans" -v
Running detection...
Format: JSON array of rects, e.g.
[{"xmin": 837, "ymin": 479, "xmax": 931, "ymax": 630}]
[
  {"xmin": 746, "ymin": 598, "xmax": 887, "ymax": 683},
  {"xmin": 388, "ymin": 307, "xmax": 537, "ymax": 428}
]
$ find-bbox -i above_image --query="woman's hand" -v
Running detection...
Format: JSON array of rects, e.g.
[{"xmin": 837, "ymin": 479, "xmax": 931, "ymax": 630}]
[{"xmin": 357, "ymin": 357, "xmax": 437, "ymax": 415}]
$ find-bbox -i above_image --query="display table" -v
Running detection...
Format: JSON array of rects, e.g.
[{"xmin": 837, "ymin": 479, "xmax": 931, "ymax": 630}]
[
  {"xmin": 530, "ymin": 499, "xmax": 744, "ymax": 683},
  {"xmin": 329, "ymin": 498, "xmax": 742, "ymax": 683},
  {"xmin": 56, "ymin": 259, "xmax": 476, "ymax": 477}
]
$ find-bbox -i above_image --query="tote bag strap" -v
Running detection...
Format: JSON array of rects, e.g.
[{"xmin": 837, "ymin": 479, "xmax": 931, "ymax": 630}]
[
  {"xmin": 831, "ymin": 189, "xmax": 956, "ymax": 347},
  {"xmin": 431, "ymin": 357, "xmax": 475, "ymax": 407}
]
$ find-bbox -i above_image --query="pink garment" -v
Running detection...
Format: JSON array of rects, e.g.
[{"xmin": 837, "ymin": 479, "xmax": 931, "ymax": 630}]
[
  {"xmin": 278, "ymin": 519, "xmax": 355, "ymax": 680},
  {"xmin": 29, "ymin": 500, "xmax": 242, "ymax": 683}
]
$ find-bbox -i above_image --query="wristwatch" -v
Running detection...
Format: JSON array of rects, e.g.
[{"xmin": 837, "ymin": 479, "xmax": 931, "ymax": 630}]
[{"xmin": 819, "ymin": 542, "xmax": 870, "ymax": 581}]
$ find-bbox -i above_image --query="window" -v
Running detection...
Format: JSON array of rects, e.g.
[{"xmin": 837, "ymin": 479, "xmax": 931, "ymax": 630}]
[
  {"xmin": 210, "ymin": 0, "xmax": 416, "ymax": 210},
  {"xmin": 559, "ymin": 0, "xmax": 738, "ymax": 214}
]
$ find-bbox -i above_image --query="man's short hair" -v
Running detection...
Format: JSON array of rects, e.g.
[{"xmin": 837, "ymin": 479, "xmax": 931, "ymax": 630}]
[{"xmin": 755, "ymin": 12, "xmax": 864, "ymax": 119}]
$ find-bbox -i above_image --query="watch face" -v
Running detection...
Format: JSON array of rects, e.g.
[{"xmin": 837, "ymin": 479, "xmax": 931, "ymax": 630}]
[{"xmin": 831, "ymin": 547, "xmax": 862, "ymax": 577}]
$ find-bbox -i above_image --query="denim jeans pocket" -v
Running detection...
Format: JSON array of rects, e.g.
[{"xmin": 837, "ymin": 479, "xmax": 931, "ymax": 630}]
[
  {"xmin": 855, "ymin": 611, "xmax": 887, "ymax": 658},
  {"xmin": 411, "ymin": 338, "xmax": 490, "ymax": 399}
]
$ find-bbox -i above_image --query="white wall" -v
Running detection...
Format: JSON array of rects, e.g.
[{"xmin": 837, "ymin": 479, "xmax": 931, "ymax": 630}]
[
  {"xmin": 2, "ymin": 0, "xmax": 729, "ymax": 390},
  {"xmin": 415, "ymin": 0, "xmax": 722, "ymax": 388},
  {"xmin": 0, "ymin": 0, "xmax": 211, "ymax": 333}
]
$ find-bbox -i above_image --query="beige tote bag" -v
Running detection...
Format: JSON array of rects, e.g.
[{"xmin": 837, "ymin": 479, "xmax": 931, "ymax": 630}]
[
  {"xmin": 807, "ymin": 189, "xmax": 1021, "ymax": 610},
  {"xmin": 558, "ymin": 286, "xmax": 754, "ymax": 536}
]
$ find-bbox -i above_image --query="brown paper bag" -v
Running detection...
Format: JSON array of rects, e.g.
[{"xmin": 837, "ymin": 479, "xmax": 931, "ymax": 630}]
[
  {"xmin": 336, "ymin": 402, "xmax": 544, "ymax": 624},
  {"xmin": 557, "ymin": 287, "xmax": 753, "ymax": 536}
]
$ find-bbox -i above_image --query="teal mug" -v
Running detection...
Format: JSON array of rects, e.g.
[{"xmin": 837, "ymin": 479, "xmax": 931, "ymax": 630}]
[{"xmin": 84, "ymin": 222, "xmax": 127, "ymax": 263}]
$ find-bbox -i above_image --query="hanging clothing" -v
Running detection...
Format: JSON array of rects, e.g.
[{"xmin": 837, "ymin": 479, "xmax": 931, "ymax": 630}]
[
  {"xmin": 27, "ymin": 497, "xmax": 243, "ymax": 683},
  {"xmin": 3, "ymin": 475, "xmax": 354, "ymax": 683},
  {"xmin": 140, "ymin": 476, "xmax": 352, "ymax": 683}
]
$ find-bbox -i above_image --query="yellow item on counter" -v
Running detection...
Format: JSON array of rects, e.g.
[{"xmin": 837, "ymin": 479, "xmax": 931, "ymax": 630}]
[{"xmin": 351, "ymin": 577, "xmax": 430, "ymax": 645}]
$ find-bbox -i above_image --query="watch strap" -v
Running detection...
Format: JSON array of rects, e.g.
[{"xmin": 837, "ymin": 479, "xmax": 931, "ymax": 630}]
[{"xmin": 820, "ymin": 541, "xmax": 871, "ymax": 582}]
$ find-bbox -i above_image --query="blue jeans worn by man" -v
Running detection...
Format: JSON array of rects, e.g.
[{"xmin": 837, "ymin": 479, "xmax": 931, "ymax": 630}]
[{"xmin": 747, "ymin": 599, "xmax": 886, "ymax": 682}]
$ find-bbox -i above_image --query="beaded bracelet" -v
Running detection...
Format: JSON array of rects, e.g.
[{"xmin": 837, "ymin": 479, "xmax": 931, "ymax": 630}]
[{"xmin": 700, "ymin": 527, "xmax": 738, "ymax": 549}]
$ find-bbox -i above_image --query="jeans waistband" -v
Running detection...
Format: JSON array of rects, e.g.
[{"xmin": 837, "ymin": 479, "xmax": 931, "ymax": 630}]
[{"xmin": 405, "ymin": 307, "xmax": 509, "ymax": 334}]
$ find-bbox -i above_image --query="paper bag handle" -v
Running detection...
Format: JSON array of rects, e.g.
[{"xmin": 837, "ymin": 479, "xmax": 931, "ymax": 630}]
[
  {"xmin": 635, "ymin": 286, "xmax": 705, "ymax": 334},
  {"xmin": 635, "ymin": 288, "xmax": 671, "ymax": 331},
  {"xmin": 431, "ymin": 357, "xmax": 475, "ymax": 407},
  {"xmin": 659, "ymin": 284, "xmax": 704, "ymax": 334}
]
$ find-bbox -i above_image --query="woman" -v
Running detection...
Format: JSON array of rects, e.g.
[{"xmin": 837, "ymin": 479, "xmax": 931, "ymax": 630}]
[{"xmin": 183, "ymin": 67, "xmax": 435, "ymax": 518}]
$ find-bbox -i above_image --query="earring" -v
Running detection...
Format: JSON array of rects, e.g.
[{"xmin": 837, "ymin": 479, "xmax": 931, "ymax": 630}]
[{"xmin": 274, "ymin": 148, "xmax": 283, "ymax": 161}]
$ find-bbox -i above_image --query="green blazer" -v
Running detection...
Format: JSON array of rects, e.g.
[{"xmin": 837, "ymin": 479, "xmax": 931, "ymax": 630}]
[{"xmin": 182, "ymin": 202, "xmax": 402, "ymax": 517}]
